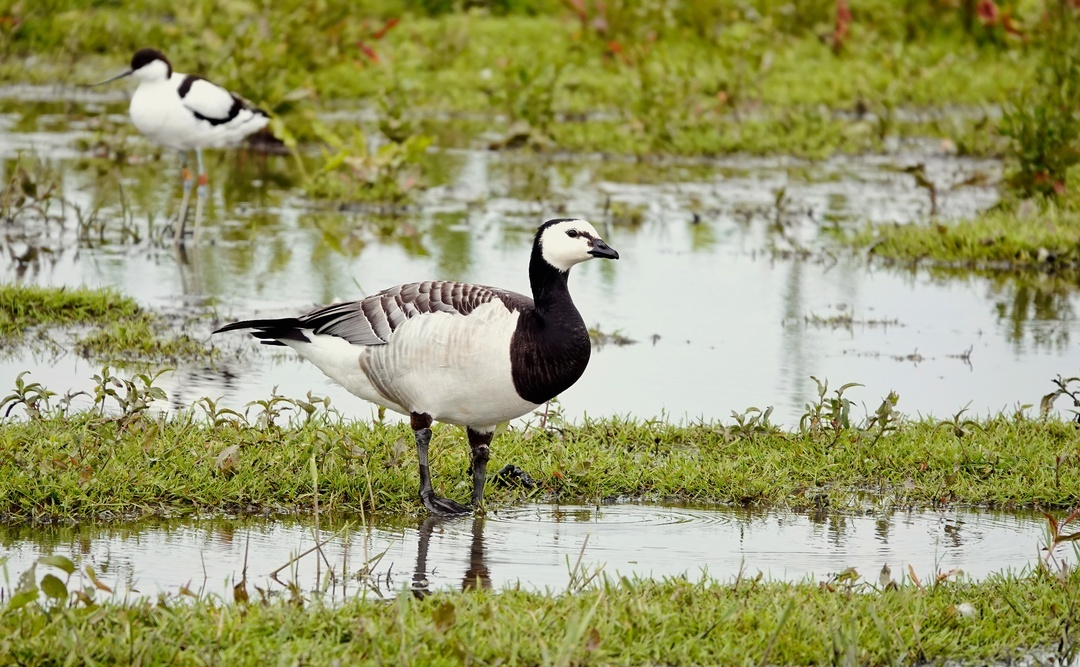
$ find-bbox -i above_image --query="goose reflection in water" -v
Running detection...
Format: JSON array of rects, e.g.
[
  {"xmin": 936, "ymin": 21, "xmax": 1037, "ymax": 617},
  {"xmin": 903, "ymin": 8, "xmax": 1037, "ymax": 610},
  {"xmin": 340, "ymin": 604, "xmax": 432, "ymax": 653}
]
[{"xmin": 411, "ymin": 516, "xmax": 490, "ymax": 598}]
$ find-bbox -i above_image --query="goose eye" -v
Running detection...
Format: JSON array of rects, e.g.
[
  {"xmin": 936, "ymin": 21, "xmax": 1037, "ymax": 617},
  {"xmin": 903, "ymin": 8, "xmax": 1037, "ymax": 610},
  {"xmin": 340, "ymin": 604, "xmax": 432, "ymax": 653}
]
[{"xmin": 565, "ymin": 229, "xmax": 579, "ymax": 238}]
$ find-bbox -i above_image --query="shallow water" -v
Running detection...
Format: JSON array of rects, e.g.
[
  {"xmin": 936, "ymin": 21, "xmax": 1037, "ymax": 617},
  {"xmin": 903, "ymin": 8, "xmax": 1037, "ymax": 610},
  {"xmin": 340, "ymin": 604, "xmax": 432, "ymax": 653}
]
[
  {"xmin": 0, "ymin": 504, "xmax": 1053, "ymax": 600},
  {"xmin": 1, "ymin": 93, "xmax": 1078, "ymax": 427}
]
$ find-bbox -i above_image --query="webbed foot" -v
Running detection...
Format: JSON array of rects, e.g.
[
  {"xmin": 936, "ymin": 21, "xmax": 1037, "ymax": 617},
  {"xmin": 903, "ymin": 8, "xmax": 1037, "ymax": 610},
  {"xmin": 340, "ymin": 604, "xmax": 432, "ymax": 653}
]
[{"xmin": 493, "ymin": 464, "xmax": 536, "ymax": 489}]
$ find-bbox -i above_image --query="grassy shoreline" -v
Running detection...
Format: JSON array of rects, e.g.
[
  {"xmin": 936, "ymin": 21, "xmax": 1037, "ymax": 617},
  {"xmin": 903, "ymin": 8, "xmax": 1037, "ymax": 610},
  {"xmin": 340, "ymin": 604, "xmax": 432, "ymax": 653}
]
[
  {"xmin": 2, "ymin": 394, "xmax": 1078, "ymax": 525},
  {"xmin": 3, "ymin": 564, "xmax": 1078, "ymax": 666}
]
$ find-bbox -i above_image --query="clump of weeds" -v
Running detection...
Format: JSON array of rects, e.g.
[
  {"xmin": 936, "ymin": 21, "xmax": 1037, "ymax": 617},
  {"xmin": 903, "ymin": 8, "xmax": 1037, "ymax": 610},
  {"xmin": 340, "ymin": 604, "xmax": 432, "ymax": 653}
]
[
  {"xmin": 1, "ymin": 372, "xmax": 57, "ymax": 420},
  {"xmin": 587, "ymin": 324, "xmax": 636, "ymax": 349},
  {"xmin": 723, "ymin": 405, "xmax": 784, "ymax": 443},
  {"xmin": 304, "ymin": 124, "xmax": 433, "ymax": 206},
  {"xmin": 1, "ymin": 154, "xmax": 63, "ymax": 226},
  {"xmin": 86, "ymin": 366, "xmax": 169, "ymax": 426},
  {"xmin": 999, "ymin": 0, "xmax": 1080, "ymax": 199},
  {"xmin": 0, "ymin": 366, "xmax": 166, "ymax": 424},
  {"xmin": 4, "ymin": 554, "xmax": 112, "ymax": 613},
  {"xmin": 484, "ymin": 59, "xmax": 565, "ymax": 150},
  {"xmin": 1041, "ymin": 374, "xmax": 1080, "ymax": 423},
  {"xmin": 799, "ymin": 376, "xmax": 862, "ymax": 443},
  {"xmin": 1041, "ymin": 507, "xmax": 1080, "ymax": 578},
  {"xmin": 1039, "ymin": 506, "xmax": 1080, "ymax": 662},
  {"xmin": 797, "ymin": 377, "xmax": 901, "ymax": 451},
  {"xmin": 0, "ymin": 284, "xmax": 140, "ymax": 341}
]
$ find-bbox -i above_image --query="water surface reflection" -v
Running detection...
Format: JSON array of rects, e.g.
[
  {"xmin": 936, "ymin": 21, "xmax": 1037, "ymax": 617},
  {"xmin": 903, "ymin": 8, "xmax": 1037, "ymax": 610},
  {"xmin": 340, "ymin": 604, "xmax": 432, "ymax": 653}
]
[
  {"xmin": 2, "ymin": 123, "xmax": 1079, "ymax": 425},
  {"xmin": 0, "ymin": 504, "xmax": 1051, "ymax": 601}
]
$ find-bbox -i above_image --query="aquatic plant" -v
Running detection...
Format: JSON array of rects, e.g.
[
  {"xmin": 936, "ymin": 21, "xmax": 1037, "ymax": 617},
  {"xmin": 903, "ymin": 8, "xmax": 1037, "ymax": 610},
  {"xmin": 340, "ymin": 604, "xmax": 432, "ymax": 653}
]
[
  {"xmin": 86, "ymin": 366, "xmax": 169, "ymax": 424},
  {"xmin": 3, "ymin": 554, "xmax": 112, "ymax": 613},
  {"xmin": 0, "ymin": 372, "xmax": 55, "ymax": 420},
  {"xmin": 0, "ymin": 155, "xmax": 62, "ymax": 226},
  {"xmin": 1041, "ymin": 507, "xmax": 1080, "ymax": 572},
  {"xmin": 799, "ymin": 376, "xmax": 861, "ymax": 440},
  {"xmin": 847, "ymin": 204, "xmax": 1080, "ymax": 269},
  {"xmin": 0, "ymin": 285, "xmax": 140, "ymax": 340},
  {"xmin": 304, "ymin": 127, "xmax": 433, "ymax": 205},
  {"xmin": 587, "ymin": 324, "xmax": 636, "ymax": 349}
]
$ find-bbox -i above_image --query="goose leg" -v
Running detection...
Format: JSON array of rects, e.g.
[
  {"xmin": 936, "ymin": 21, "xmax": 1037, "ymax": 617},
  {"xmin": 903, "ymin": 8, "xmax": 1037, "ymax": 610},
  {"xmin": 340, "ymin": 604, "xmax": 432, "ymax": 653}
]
[
  {"xmin": 412, "ymin": 412, "xmax": 471, "ymax": 516},
  {"xmin": 466, "ymin": 427, "xmax": 492, "ymax": 509},
  {"xmin": 173, "ymin": 151, "xmax": 193, "ymax": 245},
  {"xmin": 193, "ymin": 147, "xmax": 208, "ymax": 244}
]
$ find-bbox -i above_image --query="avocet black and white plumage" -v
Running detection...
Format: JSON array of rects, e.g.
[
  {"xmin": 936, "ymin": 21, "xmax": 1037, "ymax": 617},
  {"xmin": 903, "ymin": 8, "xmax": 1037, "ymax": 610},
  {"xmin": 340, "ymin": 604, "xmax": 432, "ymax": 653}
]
[
  {"xmin": 88, "ymin": 48, "xmax": 270, "ymax": 244},
  {"xmin": 214, "ymin": 218, "xmax": 619, "ymax": 516}
]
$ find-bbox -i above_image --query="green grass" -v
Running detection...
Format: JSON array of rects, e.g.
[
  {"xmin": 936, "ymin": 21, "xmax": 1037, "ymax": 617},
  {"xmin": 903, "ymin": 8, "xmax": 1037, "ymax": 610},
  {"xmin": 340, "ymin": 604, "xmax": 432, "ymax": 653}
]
[
  {"xmin": 3, "ymin": 564, "xmax": 1079, "ymax": 666},
  {"xmin": 0, "ymin": 284, "xmax": 140, "ymax": 338},
  {"xmin": 76, "ymin": 318, "xmax": 209, "ymax": 364},
  {"xmin": 0, "ymin": 3, "xmax": 1036, "ymax": 160},
  {"xmin": 844, "ymin": 203, "xmax": 1080, "ymax": 268},
  {"xmin": 2, "ymin": 385, "xmax": 1079, "ymax": 524},
  {"xmin": 0, "ymin": 283, "xmax": 213, "ymax": 364}
]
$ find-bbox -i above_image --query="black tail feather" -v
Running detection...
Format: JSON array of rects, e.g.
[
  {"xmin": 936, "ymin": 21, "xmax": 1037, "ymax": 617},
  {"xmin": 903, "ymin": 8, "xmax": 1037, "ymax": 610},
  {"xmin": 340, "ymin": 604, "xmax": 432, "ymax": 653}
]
[{"xmin": 213, "ymin": 318, "xmax": 311, "ymax": 345}]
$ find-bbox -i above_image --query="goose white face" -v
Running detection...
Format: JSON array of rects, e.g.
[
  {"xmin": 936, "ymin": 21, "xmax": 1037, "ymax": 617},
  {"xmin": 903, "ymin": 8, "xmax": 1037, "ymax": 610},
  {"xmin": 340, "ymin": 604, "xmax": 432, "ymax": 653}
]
[
  {"xmin": 538, "ymin": 219, "xmax": 619, "ymax": 272},
  {"xmin": 132, "ymin": 58, "xmax": 170, "ymax": 83}
]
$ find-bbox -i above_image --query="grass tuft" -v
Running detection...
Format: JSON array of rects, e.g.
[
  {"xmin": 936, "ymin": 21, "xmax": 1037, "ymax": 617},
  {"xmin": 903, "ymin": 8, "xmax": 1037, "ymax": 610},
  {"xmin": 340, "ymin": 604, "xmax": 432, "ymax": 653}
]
[
  {"xmin": 0, "ymin": 284, "xmax": 213, "ymax": 364},
  {"xmin": 843, "ymin": 202, "xmax": 1080, "ymax": 269}
]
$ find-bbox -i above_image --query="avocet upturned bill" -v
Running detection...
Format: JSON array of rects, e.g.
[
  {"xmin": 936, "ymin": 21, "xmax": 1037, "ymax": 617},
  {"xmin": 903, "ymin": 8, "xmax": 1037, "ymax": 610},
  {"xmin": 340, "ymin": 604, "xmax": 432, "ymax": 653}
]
[{"xmin": 87, "ymin": 48, "xmax": 270, "ymax": 244}]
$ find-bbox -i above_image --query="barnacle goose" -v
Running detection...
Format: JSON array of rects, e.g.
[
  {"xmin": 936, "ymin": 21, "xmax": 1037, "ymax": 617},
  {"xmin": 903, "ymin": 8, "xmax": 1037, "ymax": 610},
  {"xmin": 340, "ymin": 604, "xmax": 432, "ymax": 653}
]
[{"xmin": 214, "ymin": 218, "xmax": 619, "ymax": 515}]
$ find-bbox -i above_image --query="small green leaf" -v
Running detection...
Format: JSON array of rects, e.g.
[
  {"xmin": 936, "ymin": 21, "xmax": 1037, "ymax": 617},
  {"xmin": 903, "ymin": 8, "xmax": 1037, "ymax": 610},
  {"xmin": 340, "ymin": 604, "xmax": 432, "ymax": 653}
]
[
  {"xmin": 39, "ymin": 555, "xmax": 76, "ymax": 575},
  {"xmin": 40, "ymin": 574, "xmax": 68, "ymax": 601},
  {"xmin": 85, "ymin": 565, "xmax": 112, "ymax": 593},
  {"xmin": 8, "ymin": 589, "xmax": 38, "ymax": 610},
  {"xmin": 433, "ymin": 601, "xmax": 456, "ymax": 632}
]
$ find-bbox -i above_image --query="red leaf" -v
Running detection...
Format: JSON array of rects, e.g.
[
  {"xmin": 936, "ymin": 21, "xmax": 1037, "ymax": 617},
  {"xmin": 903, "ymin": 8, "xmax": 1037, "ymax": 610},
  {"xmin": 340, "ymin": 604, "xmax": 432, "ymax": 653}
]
[
  {"xmin": 372, "ymin": 18, "xmax": 399, "ymax": 41},
  {"xmin": 977, "ymin": 0, "xmax": 999, "ymax": 25},
  {"xmin": 1002, "ymin": 15, "xmax": 1023, "ymax": 37},
  {"xmin": 833, "ymin": 0, "xmax": 852, "ymax": 53},
  {"xmin": 356, "ymin": 41, "xmax": 379, "ymax": 63}
]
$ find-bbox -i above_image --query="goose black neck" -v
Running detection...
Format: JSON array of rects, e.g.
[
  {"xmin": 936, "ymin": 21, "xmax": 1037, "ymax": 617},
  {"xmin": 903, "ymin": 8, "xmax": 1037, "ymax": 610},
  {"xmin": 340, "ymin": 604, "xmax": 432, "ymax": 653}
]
[{"xmin": 528, "ymin": 244, "xmax": 573, "ymax": 315}]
